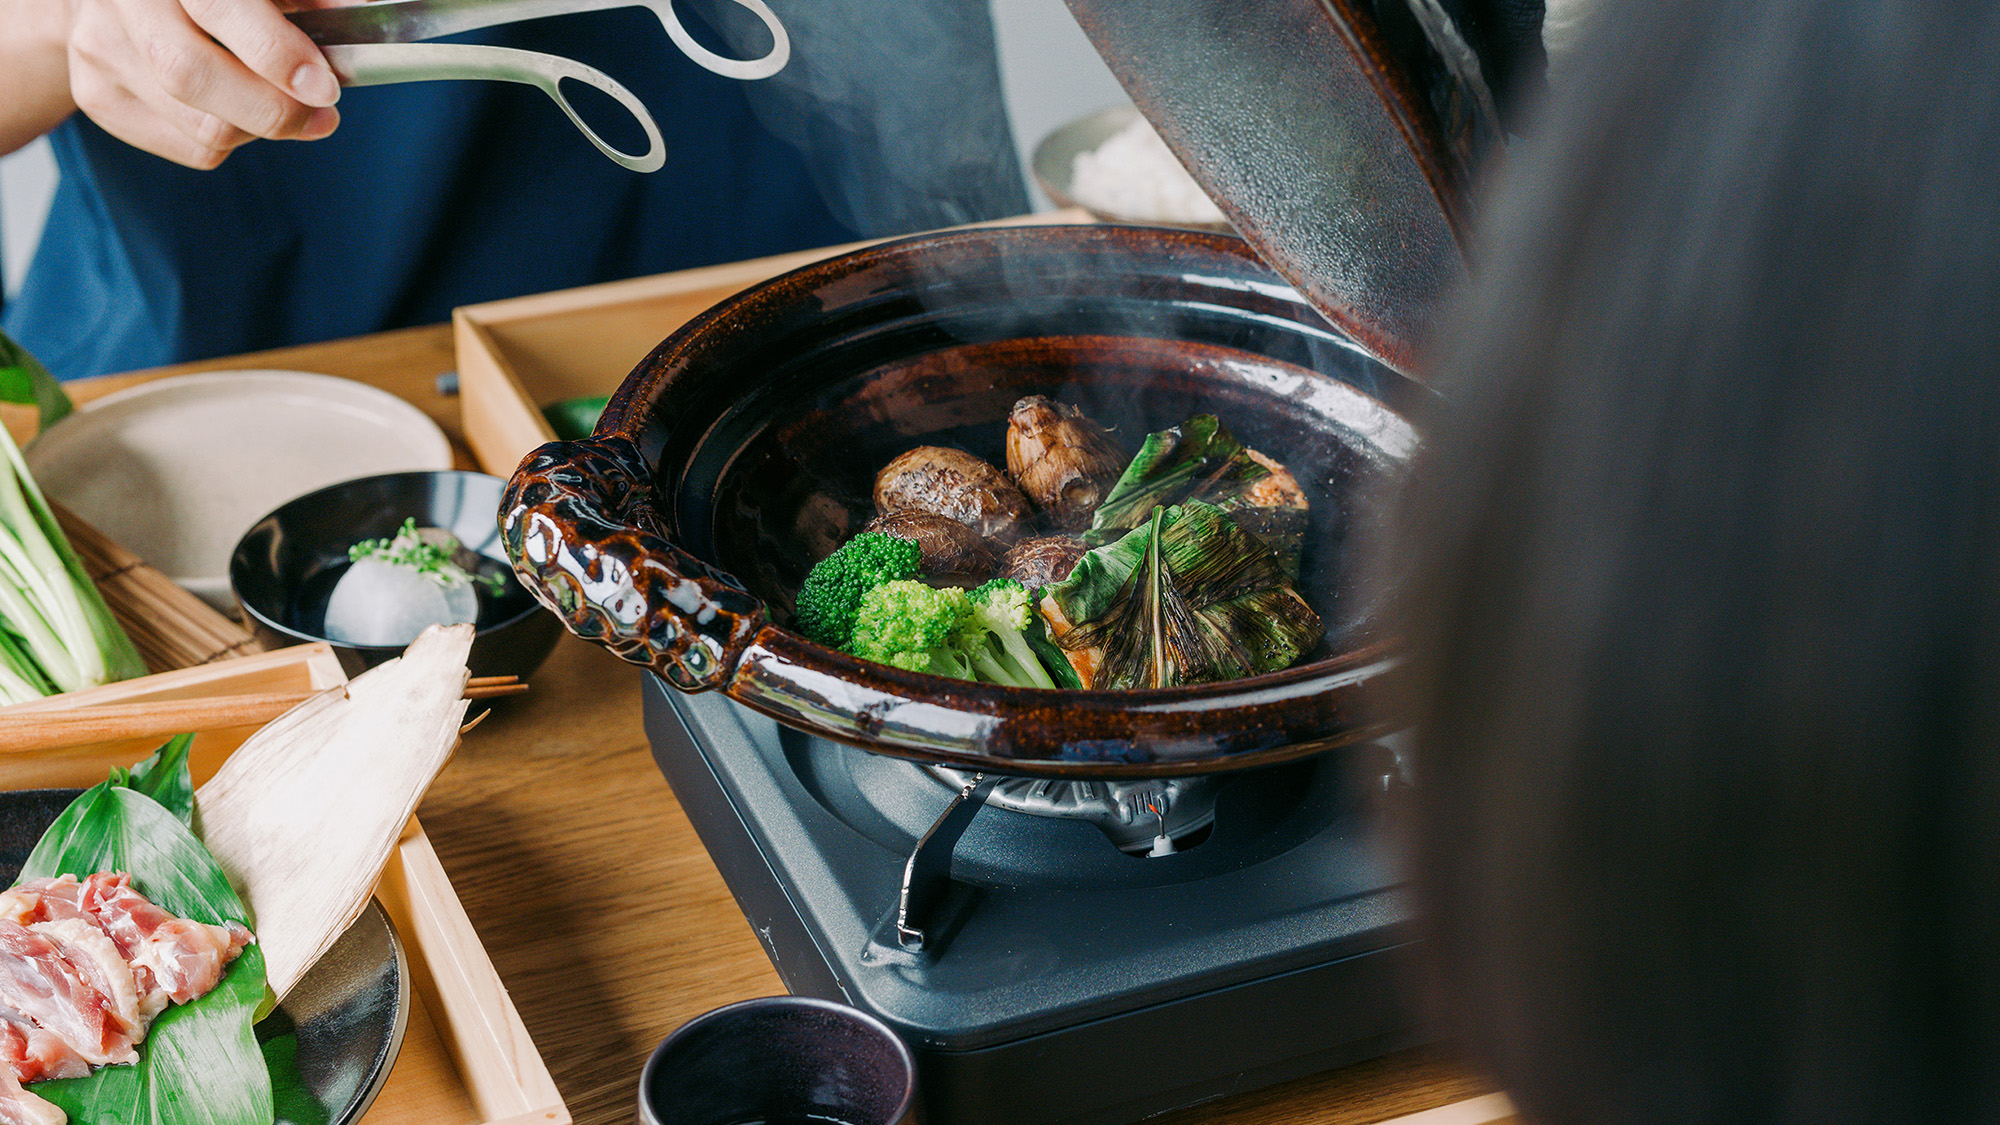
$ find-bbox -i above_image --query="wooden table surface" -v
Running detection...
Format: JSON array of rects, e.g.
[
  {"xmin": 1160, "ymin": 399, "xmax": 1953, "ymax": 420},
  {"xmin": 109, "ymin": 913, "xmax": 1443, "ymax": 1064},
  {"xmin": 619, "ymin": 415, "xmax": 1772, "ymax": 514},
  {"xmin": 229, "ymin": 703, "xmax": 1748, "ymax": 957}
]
[{"xmin": 65, "ymin": 326, "xmax": 1498, "ymax": 1125}]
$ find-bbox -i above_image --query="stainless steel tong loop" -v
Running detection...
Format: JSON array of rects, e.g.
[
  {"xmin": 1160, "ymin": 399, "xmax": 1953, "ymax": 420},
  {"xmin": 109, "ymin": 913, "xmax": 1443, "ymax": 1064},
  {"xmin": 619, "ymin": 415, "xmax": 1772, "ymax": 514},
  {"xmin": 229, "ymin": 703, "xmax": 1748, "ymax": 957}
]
[
  {"xmin": 288, "ymin": 0, "xmax": 792, "ymax": 172},
  {"xmin": 321, "ymin": 41, "xmax": 667, "ymax": 171}
]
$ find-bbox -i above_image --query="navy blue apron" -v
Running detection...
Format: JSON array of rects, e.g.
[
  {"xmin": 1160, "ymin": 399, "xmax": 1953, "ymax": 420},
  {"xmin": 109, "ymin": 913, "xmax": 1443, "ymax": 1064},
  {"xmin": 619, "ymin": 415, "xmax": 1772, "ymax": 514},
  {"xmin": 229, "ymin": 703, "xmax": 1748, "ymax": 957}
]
[{"xmin": 5, "ymin": 2, "xmax": 1027, "ymax": 378}]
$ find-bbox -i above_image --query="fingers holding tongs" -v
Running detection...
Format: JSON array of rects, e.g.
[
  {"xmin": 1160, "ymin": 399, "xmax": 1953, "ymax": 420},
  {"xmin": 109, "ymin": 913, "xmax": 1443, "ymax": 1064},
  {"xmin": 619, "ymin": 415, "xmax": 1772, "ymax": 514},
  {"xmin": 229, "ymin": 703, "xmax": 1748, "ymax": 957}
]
[{"xmin": 285, "ymin": 0, "xmax": 793, "ymax": 173}]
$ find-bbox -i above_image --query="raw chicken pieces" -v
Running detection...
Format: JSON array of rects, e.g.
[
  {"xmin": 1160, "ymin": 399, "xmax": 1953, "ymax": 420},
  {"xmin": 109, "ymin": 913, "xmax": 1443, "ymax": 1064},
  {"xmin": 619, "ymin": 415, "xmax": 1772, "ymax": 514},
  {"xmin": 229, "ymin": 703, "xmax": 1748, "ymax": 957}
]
[{"xmin": 0, "ymin": 874, "xmax": 252, "ymax": 1125}]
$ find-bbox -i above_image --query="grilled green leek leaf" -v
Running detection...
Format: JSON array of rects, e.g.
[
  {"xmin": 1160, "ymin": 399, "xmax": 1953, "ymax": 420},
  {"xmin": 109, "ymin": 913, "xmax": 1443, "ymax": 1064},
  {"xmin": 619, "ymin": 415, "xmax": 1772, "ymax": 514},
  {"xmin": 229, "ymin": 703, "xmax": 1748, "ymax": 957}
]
[
  {"xmin": 1090, "ymin": 415, "xmax": 1269, "ymax": 536},
  {"xmin": 1087, "ymin": 415, "xmax": 1307, "ymax": 572},
  {"xmin": 21, "ymin": 753, "xmax": 273, "ymax": 1125},
  {"xmin": 1048, "ymin": 502, "xmax": 1322, "ymax": 689}
]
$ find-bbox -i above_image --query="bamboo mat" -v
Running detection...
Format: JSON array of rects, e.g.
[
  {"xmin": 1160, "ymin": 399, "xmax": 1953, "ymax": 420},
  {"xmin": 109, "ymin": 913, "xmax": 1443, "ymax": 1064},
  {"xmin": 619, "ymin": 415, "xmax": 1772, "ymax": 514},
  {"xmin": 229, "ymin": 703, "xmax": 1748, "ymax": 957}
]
[{"xmin": 54, "ymin": 503, "xmax": 262, "ymax": 672}]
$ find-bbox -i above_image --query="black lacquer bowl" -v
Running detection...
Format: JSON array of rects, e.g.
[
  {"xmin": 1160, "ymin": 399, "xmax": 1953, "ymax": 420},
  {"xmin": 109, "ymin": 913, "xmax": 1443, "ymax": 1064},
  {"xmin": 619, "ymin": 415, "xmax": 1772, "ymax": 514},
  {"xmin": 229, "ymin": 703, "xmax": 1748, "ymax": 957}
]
[
  {"xmin": 502, "ymin": 224, "xmax": 1424, "ymax": 778},
  {"xmin": 232, "ymin": 470, "xmax": 563, "ymax": 680}
]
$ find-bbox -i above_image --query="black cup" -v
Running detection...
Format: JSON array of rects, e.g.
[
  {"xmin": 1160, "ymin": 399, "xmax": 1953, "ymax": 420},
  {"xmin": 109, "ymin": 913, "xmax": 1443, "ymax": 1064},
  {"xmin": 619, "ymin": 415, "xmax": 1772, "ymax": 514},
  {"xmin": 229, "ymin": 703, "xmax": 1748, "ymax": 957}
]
[{"xmin": 637, "ymin": 996, "xmax": 916, "ymax": 1125}]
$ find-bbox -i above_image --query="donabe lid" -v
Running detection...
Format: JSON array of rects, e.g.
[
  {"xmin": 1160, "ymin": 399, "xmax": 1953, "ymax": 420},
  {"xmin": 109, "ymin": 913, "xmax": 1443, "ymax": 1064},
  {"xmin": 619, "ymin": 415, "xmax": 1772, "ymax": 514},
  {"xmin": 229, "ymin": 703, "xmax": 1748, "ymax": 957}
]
[{"xmin": 1063, "ymin": 0, "xmax": 1500, "ymax": 376}]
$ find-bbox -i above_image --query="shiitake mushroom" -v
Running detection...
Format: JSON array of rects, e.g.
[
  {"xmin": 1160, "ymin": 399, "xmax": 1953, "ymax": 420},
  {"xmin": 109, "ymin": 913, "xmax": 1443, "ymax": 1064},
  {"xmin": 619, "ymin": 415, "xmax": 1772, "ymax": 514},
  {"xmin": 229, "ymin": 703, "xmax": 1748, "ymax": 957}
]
[
  {"xmin": 996, "ymin": 535, "xmax": 1087, "ymax": 588},
  {"xmin": 874, "ymin": 446, "xmax": 1031, "ymax": 542},
  {"xmin": 861, "ymin": 511, "xmax": 1001, "ymax": 586},
  {"xmin": 1004, "ymin": 396, "xmax": 1125, "ymax": 529}
]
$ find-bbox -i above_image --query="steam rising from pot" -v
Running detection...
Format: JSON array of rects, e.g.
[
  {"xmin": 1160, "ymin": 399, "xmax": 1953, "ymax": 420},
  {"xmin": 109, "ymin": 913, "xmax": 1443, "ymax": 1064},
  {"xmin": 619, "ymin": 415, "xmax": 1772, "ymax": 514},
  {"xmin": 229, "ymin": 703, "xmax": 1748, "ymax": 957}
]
[{"xmin": 692, "ymin": 0, "xmax": 1030, "ymax": 235}]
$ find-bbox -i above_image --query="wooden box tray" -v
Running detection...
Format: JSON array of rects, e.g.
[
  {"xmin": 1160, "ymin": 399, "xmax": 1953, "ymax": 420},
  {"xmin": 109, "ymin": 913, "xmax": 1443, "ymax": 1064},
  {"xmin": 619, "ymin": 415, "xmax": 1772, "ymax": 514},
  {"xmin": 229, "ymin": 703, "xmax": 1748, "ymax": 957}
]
[
  {"xmin": 0, "ymin": 645, "xmax": 569, "ymax": 1125},
  {"xmin": 452, "ymin": 211, "xmax": 1091, "ymax": 477}
]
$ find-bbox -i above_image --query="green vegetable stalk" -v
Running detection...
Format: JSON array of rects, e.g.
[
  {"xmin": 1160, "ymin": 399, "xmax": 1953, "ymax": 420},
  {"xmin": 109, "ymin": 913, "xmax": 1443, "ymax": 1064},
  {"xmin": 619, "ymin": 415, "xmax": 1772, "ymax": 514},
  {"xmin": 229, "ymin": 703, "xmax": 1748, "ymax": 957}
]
[{"xmin": 0, "ymin": 330, "xmax": 147, "ymax": 702}]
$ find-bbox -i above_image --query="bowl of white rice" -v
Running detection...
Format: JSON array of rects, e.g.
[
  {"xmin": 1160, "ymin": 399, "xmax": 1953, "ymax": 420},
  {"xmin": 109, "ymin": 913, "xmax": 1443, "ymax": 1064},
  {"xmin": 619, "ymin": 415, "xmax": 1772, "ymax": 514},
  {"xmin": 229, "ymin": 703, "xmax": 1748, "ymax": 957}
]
[{"xmin": 1032, "ymin": 105, "xmax": 1230, "ymax": 230}]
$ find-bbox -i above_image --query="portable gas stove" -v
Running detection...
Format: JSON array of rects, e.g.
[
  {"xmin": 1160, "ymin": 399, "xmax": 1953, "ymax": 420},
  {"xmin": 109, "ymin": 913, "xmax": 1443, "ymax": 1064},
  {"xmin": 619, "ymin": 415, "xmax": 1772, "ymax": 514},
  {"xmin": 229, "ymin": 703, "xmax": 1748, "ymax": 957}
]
[{"xmin": 644, "ymin": 674, "xmax": 1424, "ymax": 1125}]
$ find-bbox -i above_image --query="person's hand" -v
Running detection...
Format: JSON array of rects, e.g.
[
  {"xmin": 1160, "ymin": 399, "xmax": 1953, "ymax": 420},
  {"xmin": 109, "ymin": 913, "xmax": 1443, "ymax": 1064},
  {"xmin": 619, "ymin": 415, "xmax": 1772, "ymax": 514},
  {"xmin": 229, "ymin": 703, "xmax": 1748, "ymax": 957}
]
[{"xmin": 65, "ymin": 0, "xmax": 346, "ymax": 168}]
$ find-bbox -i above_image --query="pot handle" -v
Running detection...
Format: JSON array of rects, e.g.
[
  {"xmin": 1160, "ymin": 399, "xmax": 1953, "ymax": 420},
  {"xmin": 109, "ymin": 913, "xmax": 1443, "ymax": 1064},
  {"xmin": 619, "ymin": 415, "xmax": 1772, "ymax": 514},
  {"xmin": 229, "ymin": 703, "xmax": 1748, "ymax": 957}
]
[{"xmin": 501, "ymin": 436, "xmax": 767, "ymax": 691}]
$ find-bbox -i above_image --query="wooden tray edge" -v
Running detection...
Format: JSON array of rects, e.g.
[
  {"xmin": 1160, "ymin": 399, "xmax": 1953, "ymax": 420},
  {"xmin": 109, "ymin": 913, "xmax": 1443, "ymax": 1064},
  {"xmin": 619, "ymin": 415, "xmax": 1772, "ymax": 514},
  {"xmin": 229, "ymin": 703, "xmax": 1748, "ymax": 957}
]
[
  {"xmin": 452, "ymin": 211, "xmax": 1094, "ymax": 477},
  {"xmin": 378, "ymin": 821, "xmax": 570, "ymax": 1125}
]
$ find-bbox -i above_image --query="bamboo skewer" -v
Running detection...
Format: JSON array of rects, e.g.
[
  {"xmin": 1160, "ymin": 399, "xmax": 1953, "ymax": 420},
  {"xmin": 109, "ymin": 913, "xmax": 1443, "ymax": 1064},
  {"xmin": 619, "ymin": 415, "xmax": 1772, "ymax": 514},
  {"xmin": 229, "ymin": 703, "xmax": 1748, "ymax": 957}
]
[{"xmin": 0, "ymin": 675, "xmax": 526, "ymax": 753}]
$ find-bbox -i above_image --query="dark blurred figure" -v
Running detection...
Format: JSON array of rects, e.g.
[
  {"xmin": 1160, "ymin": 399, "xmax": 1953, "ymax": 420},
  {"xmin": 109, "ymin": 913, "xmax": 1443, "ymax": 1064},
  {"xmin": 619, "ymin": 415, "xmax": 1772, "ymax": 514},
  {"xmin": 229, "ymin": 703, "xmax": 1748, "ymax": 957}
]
[{"xmin": 1388, "ymin": 1, "xmax": 2000, "ymax": 1122}]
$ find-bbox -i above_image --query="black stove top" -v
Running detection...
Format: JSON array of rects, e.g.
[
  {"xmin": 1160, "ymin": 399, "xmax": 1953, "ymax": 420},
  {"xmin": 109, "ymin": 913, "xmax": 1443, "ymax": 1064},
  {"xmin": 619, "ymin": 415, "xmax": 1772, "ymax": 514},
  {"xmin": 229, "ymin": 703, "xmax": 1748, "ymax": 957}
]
[{"xmin": 643, "ymin": 673, "xmax": 1423, "ymax": 1125}]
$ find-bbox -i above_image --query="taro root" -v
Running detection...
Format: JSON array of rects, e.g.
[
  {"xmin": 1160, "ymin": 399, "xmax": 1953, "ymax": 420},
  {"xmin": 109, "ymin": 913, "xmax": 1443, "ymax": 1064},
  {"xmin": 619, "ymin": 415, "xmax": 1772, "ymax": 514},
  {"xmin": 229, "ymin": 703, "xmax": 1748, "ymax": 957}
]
[
  {"xmin": 1243, "ymin": 447, "xmax": 1307, "ymax": 510},
  {"xmin": 861, "ymin": 511, "xmax": 1001, "ymax": 586},
  {"xmin": 874, "ymin": 446, "xmax": 1031, "ymax": 542},
  {"xmin": 997, "ymin": 535, "xmax": 1087, "ymax": 588},
  {"xmin": 1004, "ymin": 396, "xmax": 1126, "ymax": 529}
]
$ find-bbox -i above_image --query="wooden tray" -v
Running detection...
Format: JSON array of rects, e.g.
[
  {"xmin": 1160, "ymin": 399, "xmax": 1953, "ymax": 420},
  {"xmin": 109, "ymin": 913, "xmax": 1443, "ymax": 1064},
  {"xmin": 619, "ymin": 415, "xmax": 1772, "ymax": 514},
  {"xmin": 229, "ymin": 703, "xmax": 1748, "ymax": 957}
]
[
  {"xmin": 453, "ymin": 210, "xmax": 1091, "ymax": 476},
  {"xmin": 0, "ymin": 649, "xmax": 569, "ymax": 1125}
]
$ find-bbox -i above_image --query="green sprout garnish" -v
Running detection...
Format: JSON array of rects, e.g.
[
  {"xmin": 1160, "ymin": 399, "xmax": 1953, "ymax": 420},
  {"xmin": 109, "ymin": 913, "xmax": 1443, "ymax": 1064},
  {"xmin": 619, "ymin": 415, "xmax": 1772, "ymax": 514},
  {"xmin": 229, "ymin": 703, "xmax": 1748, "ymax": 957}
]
[{"xmin": 348, "ymin": 518, "xmax": 506, "ymax": 592}]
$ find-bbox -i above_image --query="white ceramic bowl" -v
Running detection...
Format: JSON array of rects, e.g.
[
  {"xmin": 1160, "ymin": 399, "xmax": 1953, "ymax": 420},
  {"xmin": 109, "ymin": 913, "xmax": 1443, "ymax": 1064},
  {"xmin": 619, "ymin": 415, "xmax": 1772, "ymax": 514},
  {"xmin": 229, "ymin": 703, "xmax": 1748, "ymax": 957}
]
[{"xmin": 28, "ymin": 370, "xmax": 453, "ymax": 610}]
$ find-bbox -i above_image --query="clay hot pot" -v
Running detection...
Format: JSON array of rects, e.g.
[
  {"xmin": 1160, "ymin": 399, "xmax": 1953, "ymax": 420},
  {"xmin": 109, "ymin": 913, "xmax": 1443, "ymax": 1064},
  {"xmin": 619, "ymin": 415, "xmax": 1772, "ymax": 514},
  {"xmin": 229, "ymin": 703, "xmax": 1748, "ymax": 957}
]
[{"xmin": 501, "ymin": 224, "xmax": 1424, "ymax": 778}]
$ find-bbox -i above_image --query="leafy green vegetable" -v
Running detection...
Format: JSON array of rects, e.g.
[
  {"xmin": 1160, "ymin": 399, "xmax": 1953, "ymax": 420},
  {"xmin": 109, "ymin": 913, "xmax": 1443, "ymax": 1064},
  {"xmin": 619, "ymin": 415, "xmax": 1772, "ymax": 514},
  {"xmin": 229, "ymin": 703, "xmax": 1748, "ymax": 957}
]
[
  {"xmin": 1086, "ymin": 414, "xmax": 1307, "ymax": 572},
  {"xmin": 20, "ymin": 748, "xmax": 273, "ymax": 1125},
  {"xmin": 1089, "ymin": 415, "xmax": 1269, "ymax": 537},
  {"xmin": 1023, "ymin": 616, "xmax": 1084, "ymax": 690},
  {"xmin": 0, "ymin": 329, "xmax": 74, "ymax": 433},
  {"xmin": 1047, "ymin": 502, "xmax": 1323, "ymax": 689},
  {"xmin": 540, "ymin": 395, "xmax": 609, "ymax": 442},
  {"xmin": 0, "ymin": 335, "xmax": 146, "ymax": 702}
]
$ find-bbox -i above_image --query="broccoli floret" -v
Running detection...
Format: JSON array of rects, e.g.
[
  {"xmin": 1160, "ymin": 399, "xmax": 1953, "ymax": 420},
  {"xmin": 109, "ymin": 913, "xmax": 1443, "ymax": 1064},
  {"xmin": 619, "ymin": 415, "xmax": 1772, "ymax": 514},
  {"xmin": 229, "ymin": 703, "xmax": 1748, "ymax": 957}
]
[
  {"xmin": 841, "ymin": 576, "xmax": 1068, "ymax": 689},
  {"xmin": 794, "ymin": 532, "xmax": 922, "ymax": 648},
  {"xmin": 956, "ymin": 578, "xmax": 1061, "ymax": 689},
  {"xmin": 847, "ymin": 580, "xmax": 974, "ymax": 679}
]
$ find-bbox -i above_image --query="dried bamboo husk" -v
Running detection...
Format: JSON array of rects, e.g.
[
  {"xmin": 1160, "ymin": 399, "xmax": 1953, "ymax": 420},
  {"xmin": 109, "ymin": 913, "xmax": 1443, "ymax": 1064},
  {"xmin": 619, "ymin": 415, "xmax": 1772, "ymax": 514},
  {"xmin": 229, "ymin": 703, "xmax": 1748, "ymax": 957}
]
[
  {"xmin": 53, "ymin": 502, "xmax": 260, "ymax": 673},
  {"xmin": 193, "ymin": 623, "xmax": 473, "ymax": 999}
]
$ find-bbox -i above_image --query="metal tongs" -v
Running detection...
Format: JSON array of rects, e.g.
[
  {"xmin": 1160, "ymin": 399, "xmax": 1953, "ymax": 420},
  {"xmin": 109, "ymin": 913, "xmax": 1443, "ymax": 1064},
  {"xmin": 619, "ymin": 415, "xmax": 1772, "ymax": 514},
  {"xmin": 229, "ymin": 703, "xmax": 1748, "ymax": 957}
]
[{"xmin": 285, "ymin": 0, "xmax": 792, "ymax": 172}]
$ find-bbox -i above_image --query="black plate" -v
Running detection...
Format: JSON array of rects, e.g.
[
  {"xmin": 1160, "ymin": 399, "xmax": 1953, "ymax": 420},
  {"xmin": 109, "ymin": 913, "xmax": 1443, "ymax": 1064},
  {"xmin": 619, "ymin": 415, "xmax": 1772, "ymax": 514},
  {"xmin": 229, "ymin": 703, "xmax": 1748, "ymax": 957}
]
[{"xmin": 0, "ymin": 789, "xmax": 408, "ymax": 1125}]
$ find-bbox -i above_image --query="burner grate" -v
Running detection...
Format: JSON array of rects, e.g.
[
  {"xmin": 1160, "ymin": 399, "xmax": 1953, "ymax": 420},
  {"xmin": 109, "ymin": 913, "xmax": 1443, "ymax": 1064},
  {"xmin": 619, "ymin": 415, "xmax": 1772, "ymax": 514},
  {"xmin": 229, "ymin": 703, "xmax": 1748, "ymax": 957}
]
[{"xmin": 923, "ymin": 766, "xmax": 1218, "ymax": 854}]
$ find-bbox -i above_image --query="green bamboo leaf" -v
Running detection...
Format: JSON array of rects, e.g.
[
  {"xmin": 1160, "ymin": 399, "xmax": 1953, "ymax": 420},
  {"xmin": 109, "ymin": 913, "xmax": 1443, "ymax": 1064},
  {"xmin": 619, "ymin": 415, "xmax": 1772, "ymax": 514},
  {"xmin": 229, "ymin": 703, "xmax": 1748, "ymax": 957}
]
[
  {"xmin": 20, "ymin": 781, "xmax": 273, "ymax": 1125},
  {"xmin": 115, "ymin": 734, "xmax": 197, "ymax": 824},
  {"xmin": 261, "ymin": 1034, "xmax": 331, "ymax": 1125},
  {"xmin": 0, "ymin": 329, "xmax": 74, "ymax": 433}
]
